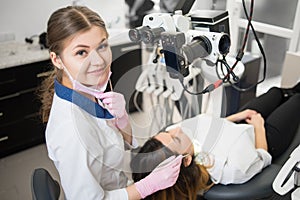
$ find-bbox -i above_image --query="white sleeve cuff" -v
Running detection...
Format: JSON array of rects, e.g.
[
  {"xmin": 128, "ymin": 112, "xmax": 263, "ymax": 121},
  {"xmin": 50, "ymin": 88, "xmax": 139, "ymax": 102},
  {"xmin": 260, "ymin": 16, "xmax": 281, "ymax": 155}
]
[
  {"xmin": 256, "ymin": 148, "xmax": 272, "ymax": 168},
  {"xmin": 124, "ymin": 136, "xmax": 139, "ymax": 150}
]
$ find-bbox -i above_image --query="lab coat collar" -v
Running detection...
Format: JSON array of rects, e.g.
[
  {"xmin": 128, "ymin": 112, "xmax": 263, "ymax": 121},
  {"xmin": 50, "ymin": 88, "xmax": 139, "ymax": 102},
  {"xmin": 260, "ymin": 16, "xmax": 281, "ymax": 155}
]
[{"xmin": 54, "ymin": 79, "xmax": 114, "ymax": 119}]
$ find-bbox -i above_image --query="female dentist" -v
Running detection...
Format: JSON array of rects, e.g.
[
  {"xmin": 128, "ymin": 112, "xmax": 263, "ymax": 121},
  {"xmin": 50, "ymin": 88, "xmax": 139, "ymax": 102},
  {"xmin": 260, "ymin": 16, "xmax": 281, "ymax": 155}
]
[{"xmin": 39, "ymin": 5, "xmax": 182, "ymax": 200}]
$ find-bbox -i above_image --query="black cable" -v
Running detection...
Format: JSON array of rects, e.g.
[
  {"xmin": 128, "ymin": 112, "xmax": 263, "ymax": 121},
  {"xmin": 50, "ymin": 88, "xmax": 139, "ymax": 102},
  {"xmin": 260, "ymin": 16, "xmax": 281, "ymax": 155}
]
[
  {"xmin": 180, "ymin": 0, "xmax": 267, "ymax": 95},
  {"xmin": 178, "ymin": 66, "xmax": 207, "ymax": 95},
  {"xmin": 220, "ymin": 0, "xmax": 254, "ymax": 80},
  {"xmin": 179, "ymin": 66, "xmax": 223, "ymax": 95},
  {"xmin": 240, "ymin": 0, "xmax": 254, "ymax": 52},
  {"xmin": 214, "ymin": 0, "xmax": 266, "ymax": 92},
  {"xmin": 216, "ymin": 58, "xmax": 240, "ymax": 83},
  {"xmin": 227, "ymin": 0, "xmax": 267, "ymax": 92}
]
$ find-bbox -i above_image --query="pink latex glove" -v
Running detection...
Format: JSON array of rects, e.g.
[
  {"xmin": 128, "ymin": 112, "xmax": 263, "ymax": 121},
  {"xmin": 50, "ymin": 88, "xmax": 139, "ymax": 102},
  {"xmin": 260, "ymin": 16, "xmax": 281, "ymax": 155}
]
[
  {"xmin": 134, "ymin": 155, "xmax": 183, "ymax": 199},
  {"xmin": 98, "ymin": 92, "xmax": 129, "ymax": 129}
]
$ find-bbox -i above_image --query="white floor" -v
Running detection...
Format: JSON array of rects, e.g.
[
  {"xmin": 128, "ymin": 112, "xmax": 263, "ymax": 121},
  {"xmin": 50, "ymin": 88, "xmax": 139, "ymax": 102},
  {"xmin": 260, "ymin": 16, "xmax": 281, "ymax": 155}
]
[{"xmin": 0, "ymin": 75, "xmax": 282, "ymax": 200}]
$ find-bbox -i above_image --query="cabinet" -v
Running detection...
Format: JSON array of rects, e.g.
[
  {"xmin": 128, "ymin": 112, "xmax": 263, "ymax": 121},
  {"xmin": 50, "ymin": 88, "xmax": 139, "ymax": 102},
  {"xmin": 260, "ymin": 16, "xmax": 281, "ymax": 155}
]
[
  {"xmin": 110, "ymin": 42, "xmax": 143, "ymax": 113},
  {"xmin": 0, "ymin": 41, "xmax": 142, "ymax": 158},
  {"xmin": 0, "ymin": 60, "xmax": 52, "ymax": 158}
]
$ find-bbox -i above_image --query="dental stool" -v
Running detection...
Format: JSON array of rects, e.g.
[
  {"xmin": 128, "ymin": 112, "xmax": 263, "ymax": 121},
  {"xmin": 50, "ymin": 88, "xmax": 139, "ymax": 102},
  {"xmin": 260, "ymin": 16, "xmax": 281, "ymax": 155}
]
[
  {"xmin": 31, "ymin": 168, "xmax": 61, "ymax": 200},
  {"xmin": 203, "ymin": 125, "xmax": 300, "ymax": 200}
]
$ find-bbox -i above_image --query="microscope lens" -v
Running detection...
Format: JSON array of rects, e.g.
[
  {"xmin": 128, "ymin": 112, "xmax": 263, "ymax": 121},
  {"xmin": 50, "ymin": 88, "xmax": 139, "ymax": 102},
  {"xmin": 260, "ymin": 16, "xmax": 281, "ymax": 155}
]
[
  {"xmin": 128, "ymin": 29, "xmax": 141, "ymax": 42},
  {"xmin": 141, "ymin": 27, "xmax": 165, "ymax": 44},
  {"xmin": 128, "ymin": 26, "xmax": 151, "ymax": 42}
]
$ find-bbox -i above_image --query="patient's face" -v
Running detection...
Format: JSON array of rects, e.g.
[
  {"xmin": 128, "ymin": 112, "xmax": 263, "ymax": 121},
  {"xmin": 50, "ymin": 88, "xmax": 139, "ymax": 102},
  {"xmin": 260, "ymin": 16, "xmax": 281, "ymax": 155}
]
[{"xmin": 154, "ymin": 127, "xmax": 194, "ymax": 155}]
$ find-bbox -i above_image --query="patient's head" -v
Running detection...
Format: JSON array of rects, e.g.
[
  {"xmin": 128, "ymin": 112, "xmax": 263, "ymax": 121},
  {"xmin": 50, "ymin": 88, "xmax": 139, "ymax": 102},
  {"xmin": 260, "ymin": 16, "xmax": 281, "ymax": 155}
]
[
  {"xmin": 154, "ymin": 127, "xmax": 194, "ymax": 156},
  {"xmin": 131, "ymin": 127, "xmax": 212, "ymax": 200}
]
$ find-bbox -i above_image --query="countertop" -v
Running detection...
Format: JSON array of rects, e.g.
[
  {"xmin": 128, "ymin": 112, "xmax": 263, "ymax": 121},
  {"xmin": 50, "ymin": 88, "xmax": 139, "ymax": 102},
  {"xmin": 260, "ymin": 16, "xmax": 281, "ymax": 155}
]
[{"xmin": 0, "ymin": 41, "xmax": 50, "ymax": 70}]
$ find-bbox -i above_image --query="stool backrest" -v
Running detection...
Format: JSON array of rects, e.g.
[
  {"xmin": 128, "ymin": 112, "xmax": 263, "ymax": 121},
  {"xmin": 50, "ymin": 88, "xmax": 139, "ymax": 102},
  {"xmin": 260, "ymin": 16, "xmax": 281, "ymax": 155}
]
[{"xmin": 31, "ymin": 168, "xmax": 60, "ymax": 200}]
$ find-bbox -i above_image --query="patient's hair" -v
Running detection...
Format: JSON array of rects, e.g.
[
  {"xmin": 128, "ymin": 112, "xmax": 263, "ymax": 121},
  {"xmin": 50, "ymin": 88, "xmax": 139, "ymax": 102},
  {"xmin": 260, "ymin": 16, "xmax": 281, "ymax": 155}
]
[{"xmin": 131, "ymin": 138, "xmax": 213, "ymax": 200}]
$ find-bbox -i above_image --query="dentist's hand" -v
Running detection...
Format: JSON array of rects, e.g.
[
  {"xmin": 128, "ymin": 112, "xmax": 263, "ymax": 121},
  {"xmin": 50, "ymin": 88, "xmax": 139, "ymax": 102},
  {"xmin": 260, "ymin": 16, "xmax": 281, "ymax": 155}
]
[
  {"xmin": 134, "ymin": 155, "xmax": 183, "ymax": 199},
  {"xmin": 98, "ymin": 92, "xmax": 129, "ymax": 129},
  {"xmin": 99, "ymin": 92, "xmax": 126, "ymax": 118}
]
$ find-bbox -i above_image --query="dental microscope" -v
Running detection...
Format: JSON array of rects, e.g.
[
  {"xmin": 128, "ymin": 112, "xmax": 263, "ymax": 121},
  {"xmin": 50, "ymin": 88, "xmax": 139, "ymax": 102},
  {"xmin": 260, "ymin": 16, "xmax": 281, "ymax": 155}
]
[
  {"xmin": 128, "ymin": 7, "xmax": 300, "ymax": 200},
  {"xmin": 129, "ymin": 10, "xmax": 244, "ymax": 118}
]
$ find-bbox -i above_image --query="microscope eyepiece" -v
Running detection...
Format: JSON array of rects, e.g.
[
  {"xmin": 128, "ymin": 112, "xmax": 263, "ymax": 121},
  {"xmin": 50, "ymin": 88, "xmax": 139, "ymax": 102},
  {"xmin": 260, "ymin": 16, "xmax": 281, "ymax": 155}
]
[
  {"xmin": 141, "ymin": 27, "xmax": 165, "ymax": 44},
  {"xmin": 129, "ymin": 26, "xmax": 165, "ymax": 45},
  {"xmin": 128, "ymin": 26, "xmax": 150, "ymax": 42}
]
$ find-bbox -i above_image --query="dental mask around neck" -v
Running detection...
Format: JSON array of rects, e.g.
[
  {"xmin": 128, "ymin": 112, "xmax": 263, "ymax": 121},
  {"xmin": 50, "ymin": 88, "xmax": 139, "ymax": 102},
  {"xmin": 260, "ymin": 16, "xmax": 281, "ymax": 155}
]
[{"xmin": 58, "ymin": 47, "xmax": 112, "ymax": 98}]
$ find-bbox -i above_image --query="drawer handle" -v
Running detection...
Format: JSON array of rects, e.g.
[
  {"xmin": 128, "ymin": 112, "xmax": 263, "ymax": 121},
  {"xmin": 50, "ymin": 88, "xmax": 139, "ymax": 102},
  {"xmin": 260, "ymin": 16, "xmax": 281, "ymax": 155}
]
[
  {"xmin": 37, "ymin": 71, "xmax": 52, "ymax": 78},
  {"xmin": 0, "ymin": 136, "xmax": 8, "ymax": 142},
  {"xmin": 0, "ymin": 92, "xmax": 20, "ymax": 101},
  {"xmin": 0, "ymin": 79, "xmax": 16, "ymax": 85}
]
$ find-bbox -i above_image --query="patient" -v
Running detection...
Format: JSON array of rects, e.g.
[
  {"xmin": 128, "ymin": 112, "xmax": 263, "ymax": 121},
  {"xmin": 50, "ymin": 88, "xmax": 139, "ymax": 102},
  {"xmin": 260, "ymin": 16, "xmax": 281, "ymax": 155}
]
[{"xmin": 130, "ymin": 83, "xmax": 300, "ymax": 199}]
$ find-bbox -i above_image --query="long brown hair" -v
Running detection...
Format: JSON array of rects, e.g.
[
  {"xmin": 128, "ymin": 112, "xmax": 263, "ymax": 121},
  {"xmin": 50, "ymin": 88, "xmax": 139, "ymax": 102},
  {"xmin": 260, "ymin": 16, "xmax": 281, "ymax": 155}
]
[
  {"xmin": 131, "ymin": 138, "xmax": 213, "ymax": 200},
  {"xmin": 39, "ymin": 6, "xmax": 108, "ymax": 123}
]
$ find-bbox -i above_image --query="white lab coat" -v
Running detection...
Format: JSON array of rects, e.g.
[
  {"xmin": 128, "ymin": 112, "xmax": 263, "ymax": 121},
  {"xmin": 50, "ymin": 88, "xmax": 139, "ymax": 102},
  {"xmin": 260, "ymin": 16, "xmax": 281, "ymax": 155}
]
[
  {"xmin": 46, "ymin": 81, "xmax": 136, "ymax": 199},
  {"xmin": 167, "ymin": 114, "xmax": 272, "ymax": 185}
]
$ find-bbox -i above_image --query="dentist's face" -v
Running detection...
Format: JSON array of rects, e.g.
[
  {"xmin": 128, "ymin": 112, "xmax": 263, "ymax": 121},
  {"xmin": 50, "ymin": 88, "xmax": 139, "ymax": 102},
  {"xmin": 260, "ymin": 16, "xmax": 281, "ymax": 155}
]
[{"xmin": 60, "ymin": 26, "xmax": 112, "ymax": 89}]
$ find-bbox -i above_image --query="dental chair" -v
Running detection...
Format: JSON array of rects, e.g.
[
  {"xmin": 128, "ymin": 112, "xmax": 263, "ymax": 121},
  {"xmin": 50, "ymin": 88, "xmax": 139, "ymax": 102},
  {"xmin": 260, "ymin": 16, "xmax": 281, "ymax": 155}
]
[
  {"xmin": 203, "ymin": 125, "xmax": 300, "ymax": 200},
  {"xmin": 31, "ymin": 168, "xmax": 61, "ymax": 200}
]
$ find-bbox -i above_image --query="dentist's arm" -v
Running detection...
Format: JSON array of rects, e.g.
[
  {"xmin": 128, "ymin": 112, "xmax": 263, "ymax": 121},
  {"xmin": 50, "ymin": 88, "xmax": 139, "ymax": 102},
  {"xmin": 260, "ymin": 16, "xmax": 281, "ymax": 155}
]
[{"xmin": 116, "ymin": 112, "xmax": 133, "ymax": 145}]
